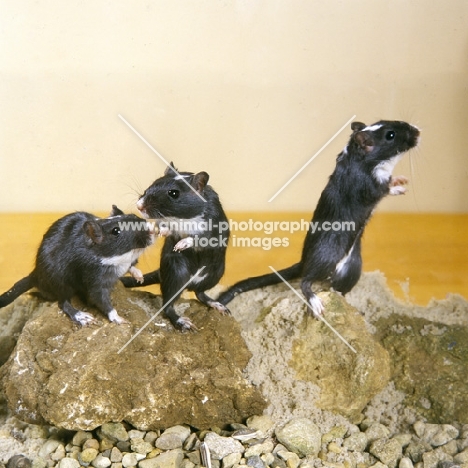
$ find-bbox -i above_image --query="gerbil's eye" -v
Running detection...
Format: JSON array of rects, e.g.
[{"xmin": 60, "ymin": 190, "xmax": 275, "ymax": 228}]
[
  {"xmin": 385, "ymin": 131, "xmax": 395, "ymax": 141},
  {"xmin": 111, "ymin": 227, "xmax": 121, "ymax": 236},
  {"xmin": 168, "ymin": 189, "xmax": 179, "ymax": 199}
]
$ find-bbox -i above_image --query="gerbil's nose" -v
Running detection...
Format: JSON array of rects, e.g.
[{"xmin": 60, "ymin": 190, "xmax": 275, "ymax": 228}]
[{"xmin": 136, "ymin": 198, "xmax": 145, "ymax": 212}]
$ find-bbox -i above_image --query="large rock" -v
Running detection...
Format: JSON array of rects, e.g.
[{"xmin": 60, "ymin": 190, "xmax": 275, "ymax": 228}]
[
  {"xmin": 0, "ymin": 294, "xmax": 46, "ymax": 366},
  {"xmin": 290, "ymin": 292, "xmax": 391, "ymax": 419},
  {"xmin": 374, "ymin": 313, "xmax": 468, "ymax": 423},
  {"xmin": 0, "ymin": 284, "xmax": 266, "ymax": 431},
  {"xmin": 226, "ymin": 282, "xmax": 391, "ymax": 425}
]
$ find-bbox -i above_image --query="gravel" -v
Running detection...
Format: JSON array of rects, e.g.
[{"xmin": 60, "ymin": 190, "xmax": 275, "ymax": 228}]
[{"xmin": 2, "ymin": 416, "xmax": 468, "ymax": 468}]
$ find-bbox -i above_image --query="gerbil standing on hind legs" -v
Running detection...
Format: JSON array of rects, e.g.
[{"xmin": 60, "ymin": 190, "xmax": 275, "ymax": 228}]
[
  {"xmin": 121, "ymin": 163, "xmax": 230, "ymax": 332},
  {"xmin": 0, "ymin": 206, "xmax": 155, "ymax": 326},
  {"xmin": 217, "ymin": 120, "xmax": 420, "ymax": 317}
]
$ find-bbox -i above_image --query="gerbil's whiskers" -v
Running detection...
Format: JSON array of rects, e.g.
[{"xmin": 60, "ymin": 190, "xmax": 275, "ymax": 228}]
[
  {"xmin": 268, "ymin": 114, "xmax": 356, "ymax": 203},
  {"xmin": 268, "ymin": 266, "xmax": 357, "ymax": 354},
  {"xmin": 117, "ymin": 266, "xmax": 207, "ymax": 354},
  {"xmin": 118, "ymin": 114, "xmax": 207, "ymax": 203}
]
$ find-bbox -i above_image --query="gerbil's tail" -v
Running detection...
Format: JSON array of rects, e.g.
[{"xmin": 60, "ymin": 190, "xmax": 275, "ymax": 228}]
[
  {"xmin": 0, "ymin": 275, "xmax": 34, "ymax": 308},
  {"xmin": 217, "ymin": 262, "xmax": 302, "ymax": 306}
]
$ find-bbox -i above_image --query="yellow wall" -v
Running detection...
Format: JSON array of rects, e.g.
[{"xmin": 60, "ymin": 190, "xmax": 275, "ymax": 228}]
[{"xmin": 1, "ymin": 0, "xmax": 467, "ymax": 213}]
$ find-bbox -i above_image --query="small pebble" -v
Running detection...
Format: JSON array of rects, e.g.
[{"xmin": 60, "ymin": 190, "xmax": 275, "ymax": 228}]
[
  {"xmin": 121, "ymin": 453, "xmax": 138, "ymax": 468},
  {"xmin": 72, "ymin": 431, "xmax": 93, "ymax": 447},
  {"xmin": 275, "ymin": 418, "xmax": 321, "ymax": 457},
  {"xmin": 79, "ymin": 448, "xmax": 99, "ymax": 464},
  {"xmin": 91, "ymin": 454, "xmax": 112, "ymax": 468},
  {"xmin": 110, "ymin": 447, "xmax": 123, "ymax": 463},
  {"xmin": 58, "ymin": 459, "xmax": 80, "ymax": 468},
  {"xmin": 344, "ymin": 433, "xmax": 368, "ymax": 452},
  {"xmin": 144, "ymin": 431, "xmax": 159, "ymax": 445},
  {"xmin": 39, "ymin": 439, "xmax": 62, "ymax": 458},
  {"xmin": 247, "ymin": 455, "xmax": 266, "ymax": 468},
  {"xmin": 128, "ymin": 429, "xmax": 146, "ymax": 439},
  {"xmin": 244, "ymin": 440, "xmax": 275, "ymax": 458},
  {"xmin": 328, "ymin": 442, "xmax": 342, "ymax": 454},
  {"xmin": 84, "ymin": 439, "xmax": 101, "ymax": 450},
  {"xmin": 99, "ymin": 423, "xmax": 129, "ymax": 443},
  {"xmin": 130, "ymin": 437, "xmax": 153, "ymax": 454},
  {"xmin": 399, "ymin": 457, "xmax": 414, "ymax": 468},
  {"xmin": 7, "ymin": 455, "xmax": 32, "ymax": 468}
]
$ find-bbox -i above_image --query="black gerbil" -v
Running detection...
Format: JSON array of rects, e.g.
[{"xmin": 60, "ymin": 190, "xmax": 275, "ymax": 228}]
[
  {"xmin": 0, "ymin": 205, "xmax": 155, "ymax": 325},
  {"xmin": 216, "ymin": 120, "xmax": 420, "ymax": 316},
  {"xmin": 121, "ymin": 163, "xmax": 230, "ymax": 331}
]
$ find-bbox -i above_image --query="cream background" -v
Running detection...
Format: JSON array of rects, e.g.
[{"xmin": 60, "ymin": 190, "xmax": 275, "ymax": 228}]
[{"xmin": 1, "ymin": 0, "xmax": 467, "ymax": 213}]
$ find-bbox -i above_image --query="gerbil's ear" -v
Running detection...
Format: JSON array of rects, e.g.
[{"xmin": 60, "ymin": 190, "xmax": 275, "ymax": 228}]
[
  {"xmin": 164, "ymin": 162, "xmax": 178, "ymax": 176},
  {"xmin": 192, "ymin": 171, "xmax": 209, "ymax": 193},
  {"xmin": 83, "ymin": 221, "xmax": 104, "ymax": 245},
  {"xmin": 110, "ymin": 205, "xmax": 124, "ymax": 216},
  {"xmin": 354, "ymin": 131, "xmax": 375, "ymax": 153},
  {"xmin": 351, "ymin": 122, "xmax": 366, "ymax": 132}
]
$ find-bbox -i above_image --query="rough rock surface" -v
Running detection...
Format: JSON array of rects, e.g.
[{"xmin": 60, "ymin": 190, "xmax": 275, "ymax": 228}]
[
  {"xmin": 227, "ymin": 282, "xmax": 391, "ymax": 424},
  {"xmin": 0, "ymin": 284, "xmax": 266, "ymax": 431},
  {"xmin": 0, "ymin": 294, "xmax": 46, "ymax": 366},
  {"xmin": 374, "ymin": 314, "xmax": 468, "ymax": 423}
]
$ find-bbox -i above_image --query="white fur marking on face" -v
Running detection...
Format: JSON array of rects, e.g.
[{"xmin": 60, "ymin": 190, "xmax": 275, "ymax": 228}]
[
  {"xmin": 373, "ymin": 155, "xmax": 403, "ymax": 184},
  {"xmin": 309, "ymin": 295, "xmax": 324, "ymax": 317},
  {"xmin": 335, "ymin": 244, "xmax": 355, "ymax": 275},
  {"xmin": 363, "ymin": 124, "xmax": 383, "ymax": 132},
  {"xmin": 174, "ymin": 174, "xmax": 190, "ymax": 180}
]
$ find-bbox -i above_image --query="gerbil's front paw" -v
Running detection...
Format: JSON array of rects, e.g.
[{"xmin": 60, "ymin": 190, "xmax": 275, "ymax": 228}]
[
  {"xmin": 74, "ymin": 311, "xmax": 98, "ymax": 327},
  {"xmin": 129, "ymin": 266, "xmax": 144, "ymax": 284},
  {"xmin": 389, "ymin": 185, "xmax": 407, "ymax": 195},
  {"xmin": 159, "ymin": 225, "xmax": 171, "ymax": 237},
  {"xmin": 389, "ymin": 175, "xmax": 409, "ymax": 196},
  {"xmin": 108, "ymin": 309, "xmax": 129, "ymax": 325},
  {"xmin": 308, "ymin": 295, "xmax": 324, "ymax": 318},
  {"xmin": 209, "ymin": 301, "xmax": 231, "ymax": 316},
  {"xmin": 175, "ymin": 316, "xmax": 199, "ymax": 332},
  {"xmin": 391, "ymin": 175, "xmax": 409, "ymax": 186},
  {"xmin": 173, "ymin": 237, "xmax": 194, "ymax": 252}
]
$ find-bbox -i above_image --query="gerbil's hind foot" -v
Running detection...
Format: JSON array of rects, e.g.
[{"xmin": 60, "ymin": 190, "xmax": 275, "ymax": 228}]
[
  {"xmin": 74, "ymin": 311, "xmax": 98, "ymax": 326},
  {"xmin": 107, "ymin": 308, "xmax": 129, "ymax": 324},
  {"xmin": 209, "ymin": 301, "xmax": 231, "ymax": 315},
  {"xmin": 60, "ymin": 301, "xmax": 97, "ymax": 326},
  {"xmin": 307, "ymin": 295, "xmax": 324, "ymax": 318},
  {"xmin": 164, "ymin": 305, "xmax": 198, "ymax": 332},
  {"xmin": 301, "ymin": 281, "xmax": 324, "ymax": 318},
  {"xmin": 176, "ymin": 316, "xmax": 199, "ymax": 332},
  {"xmin": 195, "ymin": 291, "xmax": 231, "ymax": 315},
  {"xmin": 389, "ymin": 175, "xmax": 409, "ymax": 195}
]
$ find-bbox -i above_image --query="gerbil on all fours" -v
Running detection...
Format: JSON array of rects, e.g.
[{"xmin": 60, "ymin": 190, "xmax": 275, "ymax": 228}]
[
  {"xmin": 121, "ymin": 163, "xmax": 230, "ymax": 332},
  {"xmin": 216, "ymin": 120, "xmax": 420, "ymax": 318},
  {"xmin": 0, "ymin": 205, "xmax": 156, "ymax": 326}
]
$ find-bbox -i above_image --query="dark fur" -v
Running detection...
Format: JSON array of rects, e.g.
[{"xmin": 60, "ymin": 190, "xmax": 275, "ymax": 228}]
[
  {"xmin": 217, "ymin": 120, "xmax": 420, "ymax": 315},
  {"xmin": 0, "ymin": 206, "xmax": 154, "ymax": 325},
  {"xmin": 120, "ymin": 164, "xmax": 230, "ymax": 331}
]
